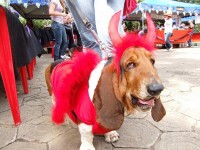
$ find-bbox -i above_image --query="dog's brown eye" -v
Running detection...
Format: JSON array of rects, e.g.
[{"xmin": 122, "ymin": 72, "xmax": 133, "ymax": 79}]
[
  {"xmin": 126, "ymin": 62, "xmax": 135, "ymax": 69},
  {"xmin": 150, "ymin": 59, "xmax": 155, "ymax": 65}
]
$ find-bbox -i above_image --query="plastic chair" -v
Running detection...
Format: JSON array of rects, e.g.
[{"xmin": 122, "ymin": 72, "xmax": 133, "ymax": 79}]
[
  {"xmin": 27, "ymin": 58, "xmax": 36, "ymax": 80},
  {"xmin": 0, "ymin": 6, "xmax": 21, "ymax": 125},
  {"xmin": 27, "ymin": 57, "xmax": 37, "ymax": 80},
  {"xmin": 27, "ymin": 63, "xmax": 33, "ymax": 80},
  {"xmin": 19, "ymin": 66, "xmax": 29, "ymax": 94},
  {"xmin": 51, "ymin": 47, "xmax": 54, "ymax": 58},
  {"xmin": 43, "ymin": 41, "xmax": 55, "ymax": 58}
]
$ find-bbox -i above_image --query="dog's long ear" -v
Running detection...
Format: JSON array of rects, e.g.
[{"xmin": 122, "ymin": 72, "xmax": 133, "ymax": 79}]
[
  {"xmin": 112, "ymin": 70, "xmax": 127, "ymax": 101},
  {"xmin": 151, "ymin": 97, "xmax": 166, "ymax": 122},
  {"xmin": 93, "ymin": 64, "xmax": 124, "ymax": 130},
  {"xmin": 113, "ymin": 69, "xmax": 134, "ymax": 114}
]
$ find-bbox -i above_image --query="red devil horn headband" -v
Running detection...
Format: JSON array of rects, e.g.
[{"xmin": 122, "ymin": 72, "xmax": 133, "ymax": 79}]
[
  {"xmin": 109, "ymin": 11, "xmax": 156, "ymax": 51},
  {"xmin": 109, "ymin": 11, "xmax": 156, "ymax": 75}
]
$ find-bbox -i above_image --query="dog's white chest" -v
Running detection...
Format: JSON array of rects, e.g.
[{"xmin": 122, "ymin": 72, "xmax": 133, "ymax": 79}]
[{"xmin": 88, "ymin": 60, "xmax": 107, "ymax": 101}]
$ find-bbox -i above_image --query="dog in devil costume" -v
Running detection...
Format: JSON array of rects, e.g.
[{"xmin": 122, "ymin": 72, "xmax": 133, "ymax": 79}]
[{"xmin": 45, "ymin": 11, "xmax": 166, "ymax": 150}]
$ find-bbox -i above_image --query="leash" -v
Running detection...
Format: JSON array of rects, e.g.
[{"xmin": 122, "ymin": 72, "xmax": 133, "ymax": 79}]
[{"xmin": 68, "ymin": 0, "xmax": 108, "ymax": 58}]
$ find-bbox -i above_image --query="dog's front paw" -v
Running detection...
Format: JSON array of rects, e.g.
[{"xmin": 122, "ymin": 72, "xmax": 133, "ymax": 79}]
[
  {"xmin": 80, "ymin": 143, "xmax": 95, "ymax": 150},
  {"xmin": 104, "ymin": 131, "xmax": 119, "ymax": 143}
]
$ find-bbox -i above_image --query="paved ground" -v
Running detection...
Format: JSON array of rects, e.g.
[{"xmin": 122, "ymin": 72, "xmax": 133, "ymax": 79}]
[{"xmin": 1, "ymin": 47, "xmax": 200, "ymax": 150}]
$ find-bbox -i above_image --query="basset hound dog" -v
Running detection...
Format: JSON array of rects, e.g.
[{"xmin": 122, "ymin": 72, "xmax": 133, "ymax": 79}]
[{"xmin": 45, "ymin": 12, "xmax": 166, "ymax": 150}]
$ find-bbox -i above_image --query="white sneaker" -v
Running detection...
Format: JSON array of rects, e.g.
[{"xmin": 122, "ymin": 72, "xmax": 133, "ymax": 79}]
[
  {"xmin": 169, "ymin": 47, "xmax": 173, "ymax": 51},
  {"xmin": 60, "ymin": 55, "xmax": 70, "ymax": 60}
]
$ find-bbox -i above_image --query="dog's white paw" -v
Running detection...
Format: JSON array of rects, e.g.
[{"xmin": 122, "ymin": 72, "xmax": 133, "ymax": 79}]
[
  {"xmin": 80, "ymin": 143, "xmax": 95, "ymax": 150},
  {"xmin": 104, "ymin": 131, "xmax": 119, "ymax": 143}
]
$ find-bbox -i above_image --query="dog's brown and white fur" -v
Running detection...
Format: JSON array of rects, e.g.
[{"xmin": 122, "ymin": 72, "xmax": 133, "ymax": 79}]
[
  {"xmin": 45, "ymin": 47, "xmax": 166, "ymax": 150},
  {"xmin": 45, "ymin": 11, "xmax": 166, "ymax": 150}
]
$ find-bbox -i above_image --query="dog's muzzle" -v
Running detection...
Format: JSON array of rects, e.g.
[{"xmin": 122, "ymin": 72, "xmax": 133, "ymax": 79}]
[
  {"xmin": 131, "ymin": 81, "xmax": 164, "ymax": 111},
  {"xmin": 131, "ymin": 95, "xmax": 155, "ymax": 111},
  {"xmin": 147, "ymin": 81, "xmax": 164, "ymax": 96}
]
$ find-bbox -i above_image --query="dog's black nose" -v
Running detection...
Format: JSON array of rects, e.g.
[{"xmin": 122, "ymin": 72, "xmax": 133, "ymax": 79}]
[{"xmin": 147, "ymin": 81, "xmax": 164, "ymax": 96}]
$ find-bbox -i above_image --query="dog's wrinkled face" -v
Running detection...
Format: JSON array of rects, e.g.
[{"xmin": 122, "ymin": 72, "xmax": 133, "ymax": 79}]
[{"xmin": 113, "ymin": 47, "xmax": 165, "ymax": 121}]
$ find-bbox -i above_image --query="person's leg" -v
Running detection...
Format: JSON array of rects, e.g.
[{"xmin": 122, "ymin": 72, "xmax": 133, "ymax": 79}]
[
  {"xmin": 59, "ymin": 24, "xmax": 68, "ymax": 57},
  {"xmin": 51, "ymin": 21, "xmax": 63, "ymax": 61},
  {"xmin": 188, "ymin": 33, "xmax": 193, "ymax": 47},
  {"xmin": 65, "ymin": 0, "xmax": 102, "ymax": 57},
  {"xmin": 165, "ymin": 32, "xmax": 172, "ymax": 50},
  {"xmin": 94, "ymin": 0, "xmax": 125, "ymax": 57},
  {"xmin": 164, "ymin": 33, "xmax": 168, "ymax": 49},
  {"xmin": 66, "ymin": 29, "xmax": 75, "ymax": 49},
  {"xmin": 188, "ymin": 39, "xmax": 191, "ymax": 47},
  {"xmin": 76, "ymin": 32, "xmax": 82, "ymax": 47}
]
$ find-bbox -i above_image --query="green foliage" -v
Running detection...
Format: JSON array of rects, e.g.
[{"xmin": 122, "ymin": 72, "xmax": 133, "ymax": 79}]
[
  {"xmin": 32, "ymin": 19, "xmax": 52, "ymax": 28},
  {"xmin": 174, "ymin": 0, "xmax": 200, "ymax": 4},
  {"xmin": 19, "ymin": 17, "xmax": 26, "ymax": 25},
  {"xmin": 124, "ymin": 21, "xmax": 140, "ymax": 32},
  {"xmin": 194, "ymin": 24, "xmax": 200, "ymax": 33},
  {"xmin": 19, "ymin": 18, "xmax": 52, "ymax": 28},
  {"xmin": 138, "ymin": 0, "xmax": 144, "ymax": 2}
]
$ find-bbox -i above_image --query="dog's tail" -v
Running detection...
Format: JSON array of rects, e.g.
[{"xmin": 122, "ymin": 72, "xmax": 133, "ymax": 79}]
[
  {"xmin": 45, "ymin": 64, "xmax": 52, "ymax": 96},
  {"xmin": 45, "ymin": 59, "xmax": 65, "ymax": 96},
  {"xmin": 51, "ymin": 50, "xmax": 101, "ymax": 124}
]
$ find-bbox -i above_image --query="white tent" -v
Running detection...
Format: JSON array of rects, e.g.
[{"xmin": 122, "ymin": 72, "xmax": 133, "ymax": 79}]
[{"xmin": 128, "ymin": 0, "xmax": 200, "ymax": 21}]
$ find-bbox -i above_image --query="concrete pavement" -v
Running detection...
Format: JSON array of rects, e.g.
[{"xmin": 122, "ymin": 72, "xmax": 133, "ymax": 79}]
[{"xmin": 0, "ymin": 47, "xmax": 200, "ymax": 150}]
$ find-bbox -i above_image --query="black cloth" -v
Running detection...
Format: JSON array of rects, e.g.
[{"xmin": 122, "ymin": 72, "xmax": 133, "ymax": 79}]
[
  {"xmin": 64, "ymin": 24, "xmax": 75, "ymax": 49},
  {"xmin": 32, "ymin": 28, "xmax": 42, "ymax": 41},
  {"xmin": 5, "ymin": 8, "xmax": 43, "ymax": 67},
  {"xmin": 44, "ymin": 27, "xmax": 54, "ymax": 42},
  {"xmin": 32, "ymin": 27, "xmax": 54, "ymax": 46},
  {"xmin": 24, "ymin": 26, "xmax": 44, "ymax": 58}
]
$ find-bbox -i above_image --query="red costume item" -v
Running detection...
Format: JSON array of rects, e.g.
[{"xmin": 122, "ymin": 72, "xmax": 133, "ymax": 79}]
[
  {"xmin": 51, "ymin": 2, "xmax": 157, "ymax": 135},
  {"xmin": 123, "ymin": 0, "xmax": 137, "ymax": 16},
  {"xmin": 109, "ymin": 11, "xmax": 156, "ymax": 76},
  {"xmin": 51, "ymin": 51, "xmax": 110, "ymax": 134}
]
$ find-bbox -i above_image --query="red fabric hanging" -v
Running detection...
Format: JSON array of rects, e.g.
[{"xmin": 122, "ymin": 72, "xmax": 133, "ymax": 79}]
[{"xmin": 123, "ymin": 0, "xmax": 137, "ymax": 16}]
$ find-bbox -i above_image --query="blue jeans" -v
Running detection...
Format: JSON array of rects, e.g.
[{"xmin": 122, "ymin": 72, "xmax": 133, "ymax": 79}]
[
  {"xmin": 65, "ymin": 0, "xmax": 124, "ymax": 58},
  {"xmin": 51, "ymin": 21, "xmax": 68, "ymax": 61},
  {"xmin": 187, "ymin": 31, "xmax": 194, "ymax": 47},
  {"xmin": 164, "ymin": 32, "xmax": 172, "ymax": 49}
]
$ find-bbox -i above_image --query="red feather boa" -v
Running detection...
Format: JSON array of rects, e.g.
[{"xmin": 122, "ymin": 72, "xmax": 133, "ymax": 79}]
[{"xmin": 51, "ymin": 50, "xmax": 101, "ymax": 124}]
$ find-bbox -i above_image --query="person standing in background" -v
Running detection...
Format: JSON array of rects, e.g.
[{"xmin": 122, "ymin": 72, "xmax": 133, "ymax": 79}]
[
  {"xmin": 64, "ymin": 0, "xmax": 137, "ymax": 59},
  {"xmin": 63, "ymin": 12, "xmax": 77, "ymax": 49},
  {"xmin": 49, "ymin": 0, "xmax": 70, "ymax": 61},
  {"xmin": 164, "ymin": 10, "xmax": 173, "ymax": 51},
  {"xmin": 187, "ymin": 20, "xmax": 194, "ymax": 47}
]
